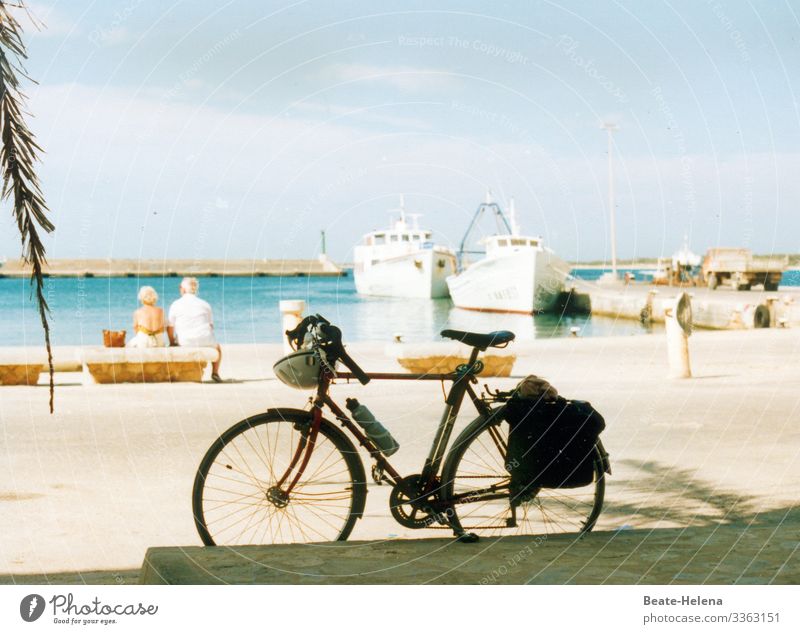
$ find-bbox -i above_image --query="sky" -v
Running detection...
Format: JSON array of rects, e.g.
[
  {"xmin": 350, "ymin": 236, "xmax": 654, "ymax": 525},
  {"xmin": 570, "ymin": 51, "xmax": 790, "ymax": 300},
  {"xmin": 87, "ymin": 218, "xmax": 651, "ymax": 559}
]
[{"xmin": 1, "ymin": 0, "xmax": 798, "ymax": 263}]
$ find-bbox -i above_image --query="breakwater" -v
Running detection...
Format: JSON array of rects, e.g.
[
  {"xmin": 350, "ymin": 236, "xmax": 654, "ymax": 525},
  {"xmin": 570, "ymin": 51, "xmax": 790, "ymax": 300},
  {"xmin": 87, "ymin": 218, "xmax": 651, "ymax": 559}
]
[
  {"xmin": 0, "ymin": 258, "xmax": 343, "ymax": 278},
  {"xmin": 568, "ymin": 280, "xmax": 800, "ymax": 330}
]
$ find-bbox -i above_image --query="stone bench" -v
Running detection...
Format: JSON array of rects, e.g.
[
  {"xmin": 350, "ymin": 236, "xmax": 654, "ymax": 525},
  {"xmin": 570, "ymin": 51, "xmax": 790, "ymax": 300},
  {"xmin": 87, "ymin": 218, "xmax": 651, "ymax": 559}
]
[
  {"xmin": 0, "ymin": 349, "xmax": 46, "ymax": 385},
  {"xmin": 386, "ymin": 341, "xmax": 517, "ymax": 377},
  {"xmin": 81, "ymin": 347, "xmax": 219, "ymax": 384}
]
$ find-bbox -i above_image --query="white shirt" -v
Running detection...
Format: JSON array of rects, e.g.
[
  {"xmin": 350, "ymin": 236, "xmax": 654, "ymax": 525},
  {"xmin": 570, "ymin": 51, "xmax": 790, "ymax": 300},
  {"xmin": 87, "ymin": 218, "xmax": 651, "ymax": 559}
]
[{"xmin": 168, "ymin": 294, "xmax": 215, "ymax": 344}]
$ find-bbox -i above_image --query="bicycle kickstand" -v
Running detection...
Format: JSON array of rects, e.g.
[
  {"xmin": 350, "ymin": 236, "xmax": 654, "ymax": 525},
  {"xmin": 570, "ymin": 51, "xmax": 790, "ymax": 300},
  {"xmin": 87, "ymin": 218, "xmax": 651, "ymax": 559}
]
[{"xmin": 452, "ymin": 528, "xmax": 480, "ymax": 544}]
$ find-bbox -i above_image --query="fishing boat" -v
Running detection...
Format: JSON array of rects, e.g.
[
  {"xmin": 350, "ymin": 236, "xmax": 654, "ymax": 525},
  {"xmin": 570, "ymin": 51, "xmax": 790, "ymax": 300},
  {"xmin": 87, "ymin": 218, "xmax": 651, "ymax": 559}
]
[
  {"xmin": 353, "ymin": 197, "xmax": 457, "ymax": 299},
  {"xmin": 446, "ymin": 196, "xmax": 568, "ymax": 314}
]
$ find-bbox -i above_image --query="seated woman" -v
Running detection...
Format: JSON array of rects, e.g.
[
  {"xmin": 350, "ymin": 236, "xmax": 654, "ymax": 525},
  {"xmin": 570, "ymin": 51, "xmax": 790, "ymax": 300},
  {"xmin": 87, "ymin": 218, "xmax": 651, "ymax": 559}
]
[{"xmin": 127, "ymin": 286, "xmax": 166, "ymax": 348}]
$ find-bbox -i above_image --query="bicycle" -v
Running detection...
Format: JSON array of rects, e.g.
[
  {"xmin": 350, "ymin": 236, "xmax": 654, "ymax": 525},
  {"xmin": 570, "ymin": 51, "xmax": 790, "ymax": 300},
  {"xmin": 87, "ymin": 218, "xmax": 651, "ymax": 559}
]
[{"xmin": 192, "ymin": 315, "xmax": 606, "ymax": 546}]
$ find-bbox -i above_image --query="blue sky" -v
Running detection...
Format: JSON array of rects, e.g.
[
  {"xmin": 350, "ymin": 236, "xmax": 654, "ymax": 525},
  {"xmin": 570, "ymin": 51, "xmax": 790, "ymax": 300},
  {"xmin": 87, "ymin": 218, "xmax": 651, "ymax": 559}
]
[{"xmin": 1, "ymin": 0, "xmax": 798, "ymax": 263}]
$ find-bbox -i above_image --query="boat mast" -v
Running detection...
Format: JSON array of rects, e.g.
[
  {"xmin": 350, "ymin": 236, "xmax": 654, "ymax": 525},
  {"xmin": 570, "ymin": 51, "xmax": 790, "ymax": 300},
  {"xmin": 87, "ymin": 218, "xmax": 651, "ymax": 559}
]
[
  {"xmin": 508, "ymin": 197, "xmax": 521, "ymax": 236},
  {"xmin": 456, "ymin": 191, "xmax": 514, "ymax": 272},
  {"xmin": 392, "ymin": 195, "xmax": 408, "ymax": 231}
]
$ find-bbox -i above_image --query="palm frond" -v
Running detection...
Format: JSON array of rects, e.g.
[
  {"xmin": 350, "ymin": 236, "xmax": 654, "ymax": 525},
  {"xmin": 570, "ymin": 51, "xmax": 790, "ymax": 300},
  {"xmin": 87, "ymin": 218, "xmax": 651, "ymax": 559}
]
[{"xmin": 0, "ymin": 1, "xmax": 55, "ymax": 412}]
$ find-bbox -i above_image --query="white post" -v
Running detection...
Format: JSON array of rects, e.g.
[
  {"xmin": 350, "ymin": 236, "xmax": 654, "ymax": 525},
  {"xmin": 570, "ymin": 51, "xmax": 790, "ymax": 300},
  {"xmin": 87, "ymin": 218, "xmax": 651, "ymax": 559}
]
[
  {"xmin": 664, "ymin": 291, "xmax": 692, "ymax": 378},
  {"xmin": 765, "ymin": 296, "xmax": 779, "ymax": 328},
  {"xmin": 603, "ymin": 122, "xmax": 618, "ymax": 278},
  {"xmin": 279, "ymin": 300, "xmax": 306, "ymax": 354}
]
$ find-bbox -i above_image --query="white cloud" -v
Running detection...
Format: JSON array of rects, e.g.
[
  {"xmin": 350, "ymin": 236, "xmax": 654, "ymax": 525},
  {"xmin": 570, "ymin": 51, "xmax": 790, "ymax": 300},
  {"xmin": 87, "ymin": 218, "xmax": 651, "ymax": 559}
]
[
  {"xmin": 330, "ymin": 63, "xmax": 462, "ymax": 93},
  {"xmin": 181, "ymin": 78, "xmax": 207, "ymax": 91},
  {"xmin": 292, "ymin": 101, "xmax": 432, "ymax": 131},
  {"xmin": 7, "ymin": 82, "xmax": 798, "ymax": 262},
  {"xmin": 16, "ymin": 2, "xmax": 78, "ymax": 38},
  {"xmin": 88, "ymin": 25, "xmax": 132, "ymax": 47}
]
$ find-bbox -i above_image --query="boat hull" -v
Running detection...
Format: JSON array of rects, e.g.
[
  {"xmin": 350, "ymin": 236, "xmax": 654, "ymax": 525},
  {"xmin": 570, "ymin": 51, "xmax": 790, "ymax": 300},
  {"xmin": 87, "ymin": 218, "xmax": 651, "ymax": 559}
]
[
  {"xmin": 447, "ymin": 249, "xmax": 567, "ymax": 313},
  {"xmin": 354, "ymin": 248, "xmax": 456, "ymax": 299}
]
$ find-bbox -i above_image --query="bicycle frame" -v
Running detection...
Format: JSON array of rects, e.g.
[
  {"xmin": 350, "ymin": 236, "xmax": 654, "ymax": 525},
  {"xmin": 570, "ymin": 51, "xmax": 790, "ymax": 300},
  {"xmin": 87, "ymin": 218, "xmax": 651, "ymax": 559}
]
[{"xmin": 277, "ymin": 346, "xmax": 494, "ymax": 498}]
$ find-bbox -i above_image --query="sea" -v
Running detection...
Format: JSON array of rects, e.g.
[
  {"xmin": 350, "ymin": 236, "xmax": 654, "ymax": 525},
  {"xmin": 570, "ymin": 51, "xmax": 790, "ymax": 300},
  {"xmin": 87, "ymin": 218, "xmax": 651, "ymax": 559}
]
[{"xmin": 1, "ymin": 267, "xmax": 796, "ymax": 347}]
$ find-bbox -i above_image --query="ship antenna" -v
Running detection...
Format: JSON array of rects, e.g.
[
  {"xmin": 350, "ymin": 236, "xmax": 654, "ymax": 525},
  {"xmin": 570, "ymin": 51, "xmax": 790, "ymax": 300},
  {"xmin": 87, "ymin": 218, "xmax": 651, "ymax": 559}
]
[
  {"xmin": 509, "ymin": 197, "xmax": 521, "ymax": 235},
  {"xmin": 391, "ymin": 194, "xmax": 408, "ymax": 231}
]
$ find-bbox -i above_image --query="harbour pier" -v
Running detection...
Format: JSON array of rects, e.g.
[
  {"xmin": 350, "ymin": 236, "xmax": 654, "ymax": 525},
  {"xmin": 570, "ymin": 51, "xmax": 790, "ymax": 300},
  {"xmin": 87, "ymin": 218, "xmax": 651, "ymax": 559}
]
[
  {"xmin": 0, "ymin": 257, "xmax": 345, "ymax": 278},
  {"xmin": 563, "ymin": 280, "xmax": 800, "ymax": 330}
]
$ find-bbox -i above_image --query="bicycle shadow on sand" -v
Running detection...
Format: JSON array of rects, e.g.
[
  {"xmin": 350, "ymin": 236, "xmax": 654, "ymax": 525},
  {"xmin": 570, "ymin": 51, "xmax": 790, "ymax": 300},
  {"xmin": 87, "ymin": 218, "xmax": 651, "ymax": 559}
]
[{"xmin": 598, "ymin": 459, "xmax": 764, "ymax": 529}]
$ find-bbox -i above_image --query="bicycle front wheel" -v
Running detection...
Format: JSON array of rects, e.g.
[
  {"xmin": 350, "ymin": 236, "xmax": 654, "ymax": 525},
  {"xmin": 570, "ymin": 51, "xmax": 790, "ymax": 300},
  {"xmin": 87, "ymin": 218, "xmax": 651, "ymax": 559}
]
[
  {"xmin": 441, "ymin": 409, "xmax": 605, "ymax": 538},
  {"xmin": 193, "ymin": 409, "xmax": 366, "ymax": 546}
]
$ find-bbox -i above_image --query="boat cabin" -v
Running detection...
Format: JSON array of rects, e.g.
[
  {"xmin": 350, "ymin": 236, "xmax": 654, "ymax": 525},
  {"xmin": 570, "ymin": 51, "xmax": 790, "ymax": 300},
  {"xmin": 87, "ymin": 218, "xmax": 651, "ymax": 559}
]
[
  {"xmin": 483, "ymin": 234, "xmax": 541, "ymax": 255},
  {"xmin": 364, "ymin": 229, "xmax": 433, "ymax": 247}
]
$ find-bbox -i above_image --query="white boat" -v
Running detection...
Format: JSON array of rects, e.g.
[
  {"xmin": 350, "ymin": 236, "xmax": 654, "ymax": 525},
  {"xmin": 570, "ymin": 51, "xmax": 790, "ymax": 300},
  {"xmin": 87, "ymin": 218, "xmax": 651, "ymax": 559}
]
[
  {"xmin": 446, "ymin": 198, "xmax": 569, "ymax": 314},
  {"xmin": 672, "ymin": 235, "xmax": 701, "ymax": 270},
  {"xmin": 353, "ymin": 198, "xmax": 457, "ymax": 299}
]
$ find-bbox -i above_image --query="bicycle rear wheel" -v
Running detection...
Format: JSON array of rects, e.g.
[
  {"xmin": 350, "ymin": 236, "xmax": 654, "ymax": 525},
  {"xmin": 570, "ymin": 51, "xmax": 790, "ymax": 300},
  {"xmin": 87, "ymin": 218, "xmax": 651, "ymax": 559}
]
[
  {"xmin": 441, "ymin": 409, "xmax": 605, "ymax": 537},
  {"xmin": 193, "ymin": 409, "xmax": 366, "ymax": 546}
]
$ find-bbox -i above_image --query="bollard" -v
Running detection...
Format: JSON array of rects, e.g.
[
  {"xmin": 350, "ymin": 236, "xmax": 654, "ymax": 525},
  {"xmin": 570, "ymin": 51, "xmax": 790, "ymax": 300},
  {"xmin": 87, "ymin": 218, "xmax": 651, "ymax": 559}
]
[
  {"xmin": 664, "ymin": 291, "xmax": 692, "ymax": 378},
  {"xmin": 730, "ymin": 304, "xmax": 745, "ymax": 329},
  {"xmin": 640, "ymin": 289, "xmax": 657, "ymax": 325},
  {"xmin": 279, "ymin": 300, "xmax": 306, "ymax": 354},
  {"xmin": 765, "ymin": 297, "xmax": 780, "ymax": 328}
]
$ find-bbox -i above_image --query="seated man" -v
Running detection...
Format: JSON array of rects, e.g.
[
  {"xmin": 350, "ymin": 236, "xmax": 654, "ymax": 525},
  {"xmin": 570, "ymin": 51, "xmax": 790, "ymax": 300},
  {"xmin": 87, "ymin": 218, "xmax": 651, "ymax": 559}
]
[{"xmin": 167, "ymin": 277, "xmax": 222, "ymax": 382}]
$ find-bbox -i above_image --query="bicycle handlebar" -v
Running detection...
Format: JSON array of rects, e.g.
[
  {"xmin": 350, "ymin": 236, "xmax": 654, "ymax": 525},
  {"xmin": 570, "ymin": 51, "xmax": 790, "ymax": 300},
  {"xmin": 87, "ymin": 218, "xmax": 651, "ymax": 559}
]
[
  {"xmin": 284, "ymin": 314, "xmax": 371, "ymax": 385},
  {"xmin": 317, "ymin": 322, "xmax": 371, "ymax": 385},
  {"xmin": 335, "ymin": 346, "xmax": 371, "ymax": 385}
]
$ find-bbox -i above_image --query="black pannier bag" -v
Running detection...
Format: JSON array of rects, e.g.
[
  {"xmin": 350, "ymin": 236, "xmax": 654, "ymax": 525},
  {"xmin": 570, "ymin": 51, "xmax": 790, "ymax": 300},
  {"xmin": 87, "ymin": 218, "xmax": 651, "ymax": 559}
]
[{"xmin": 504, "ymin": 395, "xmax": 609, "ymax": 495}]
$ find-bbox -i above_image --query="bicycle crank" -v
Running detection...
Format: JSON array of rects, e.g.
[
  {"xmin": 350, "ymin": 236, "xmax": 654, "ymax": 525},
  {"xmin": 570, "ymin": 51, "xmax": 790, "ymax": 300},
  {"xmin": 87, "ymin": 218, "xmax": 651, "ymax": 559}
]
[{"xmin": 389, "ymin": 475, "xmax": 441, "ymax": 529}]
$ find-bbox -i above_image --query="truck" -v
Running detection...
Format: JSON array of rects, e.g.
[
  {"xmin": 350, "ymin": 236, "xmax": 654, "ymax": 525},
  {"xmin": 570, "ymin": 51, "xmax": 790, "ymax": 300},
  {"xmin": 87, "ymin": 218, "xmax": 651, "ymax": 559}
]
[{"xmin": 702, "ymin": 248, "xmax": 787, "ymax": 291}]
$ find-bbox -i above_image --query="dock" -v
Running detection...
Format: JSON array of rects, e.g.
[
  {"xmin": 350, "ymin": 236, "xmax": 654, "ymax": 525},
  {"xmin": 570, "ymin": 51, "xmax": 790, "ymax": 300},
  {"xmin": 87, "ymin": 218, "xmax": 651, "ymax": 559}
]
[
  {"xmin": 565, "ymin": 279, "xmax": 800, "ymax": 330},
  {"xmin": 0, "ymin": 257, "xmax": 345, "ymax": 278}
]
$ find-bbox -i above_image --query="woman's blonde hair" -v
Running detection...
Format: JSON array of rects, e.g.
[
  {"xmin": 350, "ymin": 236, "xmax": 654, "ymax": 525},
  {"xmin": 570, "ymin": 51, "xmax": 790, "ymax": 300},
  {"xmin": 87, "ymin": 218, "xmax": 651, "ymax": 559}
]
[{"xmin": 138, "ymin": 285, "xmax": 159, "ymax": 306}]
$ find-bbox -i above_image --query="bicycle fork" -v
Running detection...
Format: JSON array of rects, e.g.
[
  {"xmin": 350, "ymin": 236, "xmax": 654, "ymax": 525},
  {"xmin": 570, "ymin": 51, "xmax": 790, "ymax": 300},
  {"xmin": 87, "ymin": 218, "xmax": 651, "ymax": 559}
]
[{"xmin": 271, "ymin": 405, "xmax": 323, "ymax": 501}]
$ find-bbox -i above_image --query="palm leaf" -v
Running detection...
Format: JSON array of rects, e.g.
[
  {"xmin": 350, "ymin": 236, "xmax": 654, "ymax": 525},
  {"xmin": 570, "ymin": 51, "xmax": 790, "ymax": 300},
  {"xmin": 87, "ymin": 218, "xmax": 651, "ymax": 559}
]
[{"xmin": 1, "ymin": 1, "xmax": 55, "ymax": 412}]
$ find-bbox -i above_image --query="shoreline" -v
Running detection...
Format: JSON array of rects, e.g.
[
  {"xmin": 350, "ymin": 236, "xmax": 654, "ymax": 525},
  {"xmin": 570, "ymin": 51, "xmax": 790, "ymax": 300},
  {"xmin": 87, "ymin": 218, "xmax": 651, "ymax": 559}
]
[{"xmin": 1, "ymin": 257, "xmax": 798, "ymax": 277}]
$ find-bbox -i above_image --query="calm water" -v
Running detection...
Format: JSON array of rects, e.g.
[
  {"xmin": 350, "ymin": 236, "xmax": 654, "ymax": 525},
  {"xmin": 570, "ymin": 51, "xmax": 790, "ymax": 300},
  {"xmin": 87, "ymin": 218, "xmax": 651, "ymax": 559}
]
[
  {"xmin": 0, "ymin": 273, "xmax": 666, "ymax": 347},
  {"xmin": 5, "ymin": 268, "xmax": 795, "ymax": 347}
]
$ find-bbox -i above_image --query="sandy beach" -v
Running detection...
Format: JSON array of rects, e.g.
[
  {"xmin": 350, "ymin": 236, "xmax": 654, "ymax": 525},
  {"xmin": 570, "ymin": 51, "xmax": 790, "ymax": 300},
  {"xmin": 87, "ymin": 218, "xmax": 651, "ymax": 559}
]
[{"xmin": 1, "ymin": 329, "xmax": 799, "ymax": 584}]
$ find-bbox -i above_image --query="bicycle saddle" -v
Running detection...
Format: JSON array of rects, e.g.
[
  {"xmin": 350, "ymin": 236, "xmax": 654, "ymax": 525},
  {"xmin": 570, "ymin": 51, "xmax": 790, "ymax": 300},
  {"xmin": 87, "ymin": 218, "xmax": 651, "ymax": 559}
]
[{"xmin": 440, "ymin": 329, "xmax": 515, "ymax": 350}]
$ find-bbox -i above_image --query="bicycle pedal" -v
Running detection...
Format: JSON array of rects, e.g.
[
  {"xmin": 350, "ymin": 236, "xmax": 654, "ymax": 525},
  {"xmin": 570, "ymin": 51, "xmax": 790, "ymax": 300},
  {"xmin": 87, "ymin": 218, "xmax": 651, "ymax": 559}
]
[{"xmin": 456, "ymin": 532, "xmax": 480, "ymax": 544}]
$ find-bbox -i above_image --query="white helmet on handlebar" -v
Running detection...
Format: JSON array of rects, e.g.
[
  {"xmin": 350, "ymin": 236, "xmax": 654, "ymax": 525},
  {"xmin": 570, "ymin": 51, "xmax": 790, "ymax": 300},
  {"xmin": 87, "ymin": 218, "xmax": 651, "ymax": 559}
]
[{"xmin": 273, "ymin": 349, "xmax": 322, "ymax": 389}]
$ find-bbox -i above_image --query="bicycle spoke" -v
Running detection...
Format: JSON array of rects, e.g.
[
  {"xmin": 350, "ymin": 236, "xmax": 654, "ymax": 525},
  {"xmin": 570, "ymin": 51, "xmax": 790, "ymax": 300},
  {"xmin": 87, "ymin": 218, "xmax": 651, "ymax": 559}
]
[
  {"xmin": 194, "ymin": 415, "xmax": 360, "ymax": 546},
  {"xmin": 446, "ymin": 416, "xmax": 603, "ymax": 538},
  {"xmin": 202, "ymin": 484, "xmax": 264, "ymax": 500},
  {"xmin": 219, "ymin": 427, "xmax": 277, "ymax": 490},
  {"xmin": 205, "ymin": 468, "xmax": 268, "ymax": 490},
  {"xmin": 211, "ymin": 503, "xmax": 268, "ymax": 537},
  {"xmin": 234, "ymin": 504, "xmax": 271, "ymax": 544},
  {"xmin": 287, "ymin": 505, "xmax": 330, "ymax": 542},
  {"xmin": 300, "ymin": 442, "xmax": 341, "ymax": 482}
]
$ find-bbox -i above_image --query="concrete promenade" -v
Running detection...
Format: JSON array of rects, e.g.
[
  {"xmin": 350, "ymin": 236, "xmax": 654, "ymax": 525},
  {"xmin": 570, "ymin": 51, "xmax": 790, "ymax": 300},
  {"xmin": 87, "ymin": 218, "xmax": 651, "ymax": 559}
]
[{"xmin": 1, "ymin": 330, "xmax": 799, "ymax": 584}]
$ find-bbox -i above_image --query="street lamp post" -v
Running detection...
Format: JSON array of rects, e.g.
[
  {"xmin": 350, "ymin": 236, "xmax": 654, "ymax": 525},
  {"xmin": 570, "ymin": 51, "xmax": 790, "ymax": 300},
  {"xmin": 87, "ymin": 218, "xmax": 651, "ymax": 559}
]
[{"xmin": 602, "ymin": 122, "xmax": 618, "ymax": 278}]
